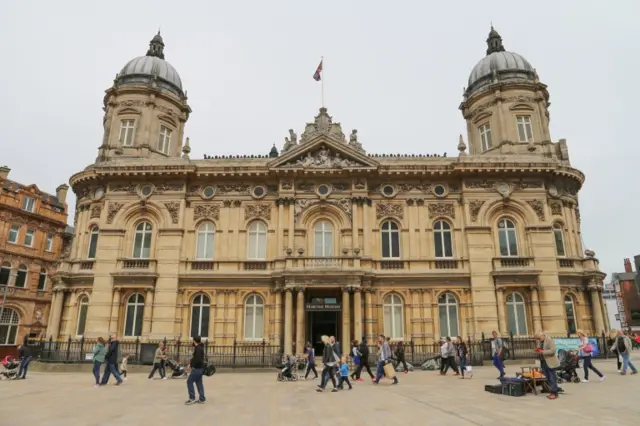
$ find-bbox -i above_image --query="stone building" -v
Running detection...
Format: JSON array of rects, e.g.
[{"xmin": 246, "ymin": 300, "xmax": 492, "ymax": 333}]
[
  {"xmin": 0, "ymin": 166, "xmax": 71, "ymax": 349},
  {"xmin": 51, "ymin": 28, "xmax": 607, "ymax": 355}
]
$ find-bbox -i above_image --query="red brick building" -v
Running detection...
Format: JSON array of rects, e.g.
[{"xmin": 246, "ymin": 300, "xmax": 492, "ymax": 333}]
[{"xmin": 614, "ymin": 257, "xmax": 640, "ymax": 331}]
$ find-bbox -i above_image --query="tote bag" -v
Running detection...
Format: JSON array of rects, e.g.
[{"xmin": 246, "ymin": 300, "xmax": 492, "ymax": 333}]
[{"xmin": 383, "ymin": 362, "xmax": 396, "ymax": 378}]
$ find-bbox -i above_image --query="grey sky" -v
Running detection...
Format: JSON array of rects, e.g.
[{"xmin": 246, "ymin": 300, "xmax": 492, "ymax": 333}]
[{"xmin": 1, "ymin": 0, "xmax": 638, "ymax": 277}]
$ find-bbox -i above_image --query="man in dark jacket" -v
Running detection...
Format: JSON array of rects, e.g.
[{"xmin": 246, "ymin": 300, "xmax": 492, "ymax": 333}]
[
  {"xmin": 185, "ymin": 335, "xmax": 206, "ymax": 405},
  {"xmin": 100, "ymin": 334, "xmax": 123, "ymax": 385},
  {"xmin": 17, "ymin": 345, "xmax": 33, "ymax": 379},
  {"xmin": 352, "ymin": 337, "xmax": 374, "ymax": 381}
]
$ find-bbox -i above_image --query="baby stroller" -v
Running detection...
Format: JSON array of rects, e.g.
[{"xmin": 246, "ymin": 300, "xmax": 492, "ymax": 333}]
[
  {"xmin": 276, "ymin": 355, "xmax": 298, "ymax": 382},
  {"xmin": 1, "ymin": 355, "xmax": 20, "ymax": 380},
  {"xmin": 165, "ymin": 359, "xmax": 187, "ymax": 379},
  {"xmin": 556, "ymin": 349, "xmax": 580, "ymax": 384}
]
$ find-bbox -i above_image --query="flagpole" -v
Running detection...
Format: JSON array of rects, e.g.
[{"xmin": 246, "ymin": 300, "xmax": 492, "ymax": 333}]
[{"xmin": 321, "ymin": 56, "xmax": 325, "ymax": 108}]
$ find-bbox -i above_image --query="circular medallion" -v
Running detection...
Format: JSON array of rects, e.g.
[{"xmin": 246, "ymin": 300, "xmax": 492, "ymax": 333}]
[
  {"xmin": 548, "ymin": 185, "xmax": 558, "ymax": 197},
  {"xmin": 93, "ymin": 187, "xmax": 105, "ymax": 200},
  {"xmin": 497, "ymin": 182, "xmax": 510, "ymax": 195},
  {"xmin": 252, "ymin": 185, "xmax": 266, "ymax": 199},
  {"xmin": 317, "ymin": 184, "xmax": 331, "ymax": 196},
  {"xmin": 202, "ymin": 186, "xmax": 216, "ymax": 199}
]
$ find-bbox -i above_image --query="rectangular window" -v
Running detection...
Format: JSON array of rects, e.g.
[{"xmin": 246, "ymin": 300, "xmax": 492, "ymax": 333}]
[
  {"xmin": 8, "ymin": 225, "xmax": 20, "ymax": 243},
  {"xmin": 516, "ymin": 116, "xmax": 533, "ymax": 142},
  {"xmin": 45, "ymin": 234, "xmax": 53, "ymax": 252},
  {"xmin": 157, "ymin": 126, "xmax": 172, "ymax": 154},
  {"xmin": 22, "ymin": 196, "xmax": 35, "ymax": 212},
  {"xmin": 119, "ymin": 119, "xmax": 136, "ymax": 146},
  {"xmin": 24, "ymin": 229, "xmax": 35, "ymax": 247},
  {"xmin": 76, "ymin": 304, "xmax": 88, "ymax": 336},
  {"xmin": 554, "ymin": 230, "xmax": 565, "ymax": 257},
  {"xmin": 14, "ymin": 269, "xmax": 26, "ymax": 288},
  {"xmin": 88, "ymin": 233, "xmax": 99, "ymax": 259},
  {"xmin": 37, "ymin": 273, "xmax": 46, "ymax": 291},
  {"xmin": 0, "ymin": 268, "xmax": 9, "ymax": 285},
  {"xmin": 479, "ymin": 123, "xmax": 492, "ymax": 151}
]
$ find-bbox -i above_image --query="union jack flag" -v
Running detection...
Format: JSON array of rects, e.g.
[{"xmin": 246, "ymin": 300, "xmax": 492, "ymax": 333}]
[{"xmin": 313, "ymin": 60, "xmax": 323, "ymax": 81}]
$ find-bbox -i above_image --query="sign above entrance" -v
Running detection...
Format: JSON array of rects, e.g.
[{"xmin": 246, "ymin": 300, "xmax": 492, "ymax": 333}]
[{"xmin": 305, "ymin": 302, "xmax": 341, "ymax": 311}]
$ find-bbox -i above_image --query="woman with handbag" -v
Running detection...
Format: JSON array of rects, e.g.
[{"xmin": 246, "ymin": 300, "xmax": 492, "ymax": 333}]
[{"xmin": 577, "ymin": 330, "xmax": 604, "ymax": 382}]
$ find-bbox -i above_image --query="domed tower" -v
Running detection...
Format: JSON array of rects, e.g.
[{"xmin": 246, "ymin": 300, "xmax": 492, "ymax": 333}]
[
  {"xmin": 96, "ymin": 32, "xmax": 191, "ymax": 163},
  {"xmin": 460, "ymin": 27, "xmax": 553, "ymax": 157}
]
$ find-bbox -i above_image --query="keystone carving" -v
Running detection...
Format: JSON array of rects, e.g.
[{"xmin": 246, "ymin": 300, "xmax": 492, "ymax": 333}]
[
  {"xmin": 468, "ymin": 200, "xmax": 485, "ymax": 222},
  {"xmin": 428, "ymin": 203, "xmax": 455, "ymax": 219},
  {"xmin": 164, "ymin": 202, "xmax": 180, "ymax": 224},
  {"xmin": 245, "ymin": 204, "xmax": 271, "ymax": 221},
  {"xmin": 550, "ymin": 201, "xmax": 562, "ymax": 216},
  {"xmin": 375, "ymin": 203, "xmax": 404, "ymax": 219},
  {"xmin": 106, "ymin": 202, "xmax": 124, "ymax": 224},
  {"xmin": 90, "ymin": 204, "xmax": 102, "ymax": 219},
  {"xmin": 193, "ymin": 204, "xmax": 220, "ymax": 221}
]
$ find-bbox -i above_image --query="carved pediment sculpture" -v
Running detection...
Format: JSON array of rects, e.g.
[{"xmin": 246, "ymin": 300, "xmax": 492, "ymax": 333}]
[
  {"xmin": 281, "ymin": 129, "xmax": 298, "ymax": 153},
  {"xmin": 299, "ymin": 107, "xmax": 347, "ymax": 144},
  {"xmin": 282, "ymin": 146, "xmax": 366, "ymax": 169}
]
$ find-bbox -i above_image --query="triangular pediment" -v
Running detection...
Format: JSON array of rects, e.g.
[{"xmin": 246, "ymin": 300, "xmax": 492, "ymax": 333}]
[
  {"xmin": 269, "ymin": 136, "xmax": 378, "ymax": 170},
  {"xmin": 22, "ymin": 184, "xmax": 41, "ymax": 194}
]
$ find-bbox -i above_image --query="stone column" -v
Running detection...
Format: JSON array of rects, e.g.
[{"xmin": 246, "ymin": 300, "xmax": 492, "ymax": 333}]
[
  {"xmin": 109, "ymin": 287, "xmax": 121, "ymax": 335},
  {"xmin": 496, "ymin": 287, "xmax": 507, "ymax": 334},
  {"xmin": 351, "ymin": 202, "xmax": 358, "ymax": 250},
  {"xmin": 277, "ymin": 203, "xmax": 284, "ymax": 257},
  {"xmin": 365, "ymin": 289, "xmax": 373, "ymax": 343},
  {"xmin": 142, "ymin": 288, "xmax": 155, "ymax": 337},
  {"xmin": 353, "ymin": 289, "xmax": 363, "ymax": 342},
  {"xmin": 590, "ymin": 287, "xmax": 605, "ymax": 335},
  {"xmin": 288, "ymin": 204, "xmax": 295, "ymax": 251},
  {"xmin": 284, "ymin": 289, "xmax": 293, "ymax": 355},
  {"xmin": 530, "ymin": 286, "xmax": 543, "ymax": 332},
  {"xmin": 342, "ymin": 288, "xmax": 351, "ymax": 348},
  {"xmin": 272, "ymin": 289, "xmax": 282, "ymax": 346},
  {"xmin": 47, "ymin": 288, "xmax": 65, "ymax": 339},
  {"xmin": 295, "ymin": 287, "xmax": 305, "ymax": 355},
  {"xmin": 362, "ymin": 202, "xmax": 370, "ymax": 256}
]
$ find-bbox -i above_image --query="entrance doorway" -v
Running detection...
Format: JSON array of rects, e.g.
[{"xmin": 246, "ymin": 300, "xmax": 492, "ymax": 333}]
[{"xmin": 308, "ymin": 311, "xmax": 339, "ymax": 356}]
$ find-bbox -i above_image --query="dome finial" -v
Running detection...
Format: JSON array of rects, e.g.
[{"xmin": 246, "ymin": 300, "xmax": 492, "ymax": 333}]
[
  {"xmin": 146, "ymin": 31, "xmax": 165, "ymax": 59},
  {"xmin": 486, "ymin": 25, "xmax": 505, "ymax": 55}
]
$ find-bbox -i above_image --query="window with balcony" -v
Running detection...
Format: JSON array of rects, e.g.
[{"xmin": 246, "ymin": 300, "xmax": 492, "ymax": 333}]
[
  {"xmin": 383, "ymin": 293, "xmax": 404, "ymax": 339},
  {"xmin": 8, "ymin": 224, "xmax": 20, "ymax": 244},
  {"xmin": 190, "ymin": 294, "xmax": 210, "ymax": 339},
  {"xmin": 22, "ymin": 196, "xmax": 35, "ymax": 212},
  {"xmin": 516, "ymin": 116, "xmax": 533, "ymax": 142},
  {"xmin": 158, "ymin": 125, "xmax": 172, "ymax": 154},
  {"xmin": 553, "ymin": 223, "xmax": 565, "ymax": 257},
  {"xmin": 247, "ymin": 221, "xmax": 267, "ymax": 260},
  {"xmin": 479, "ymin": 123, "xmax": 493, "ymax": 151},
  {"xmin": 438, "ymin": 292, "xmax": 459, "ymax": 338},
  {"xmin": 37, "ymin": 268, "xmax": 47, "ymax": 291},
  {"xmin": 497, "ymin": 218, "xmax": 518, "ymax": 257},
  {"xmin": 46, "ymin": 234, "xmax": 53, "ymax": 252},
  {"xmin": 132, "ymin": 222, "xmax": 152, "ymax": 259},
  {"xmin": 564, "ymin": 295, "xmax": 577, "ymax": 334},
  {"xmin": 24, "ymin": 229, "xmax": 35, "ymax": 247},
  {"xmin": 381, "ymin": 220, "xmax": 400, "ymax": 259},
  {"xmin": 314, "ymin": 220, "xmax": 334, "ymax": 257},
  {"xmin": 0, "ymin": 262, "xmax": 11, "ymax": 285},
  {"xmin": 433, "ymin": 220, "xmax": 453, "ymax": 258},
  {"xmin": 76, "ymin": 296, "xmax": 89, "ymax": 337},
  {"xmin": 195, "ymin": 221, "xmax": 215, "ymax": 260},
  {"xmin": 506, "ymin": 292, "xmax": 528, "ymax": 335},
  {"xmin": 119, "ymin": 119, "xmax": 136, "ymax": 146},
  {"xmin": 124, "ymin": 293, "xmax": 145, "ymax": 337},
  {"xmin": 88, "ymin": 226, "xmax": 99, "ymax": 259},
  {"xmin": 14, "ymin": 265, "xmax": 27, "ymax": 288},
  {"xmin": 244, "ymin": 294, "xmax": 264, "ymax": 340}
]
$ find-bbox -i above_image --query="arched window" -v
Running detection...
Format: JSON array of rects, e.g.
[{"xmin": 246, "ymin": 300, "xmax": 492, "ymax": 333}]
[
  {"xmin": 383, "ymin": 293, "xmax": 404, "ymax": 339},
  {"xmin": 132, "ymin": 221, "xmax": 153, "ymax": 259},
  {"xmin": 76, "ymin": 296, "xmax": 89, "ymax": 336},
  {"xmin": 14, "ymin": 264, "xmax": 27, "ymax": 288},
  {"xmin": 314, "ymin": 220, "xmax": 334, "ymax": 257},
  {"xmin": 247, "ymin": 221, "xmax": 267, "ymax": 260},
  {"xmin": 0, "ymin": 308, "xmax": 20, "ymax": 345},
  {"xmin": 506, "ymin": 292, "xmax": 528, "ymax": 335},
  {"xmin": 195, "ymin": 221, "xmax": 215, "ymax": 260},
  {"xmin": 433, "ymin": 220, "xmax": 453, "ymax": 258},
  {"xmin": 564, "ymin": 295, "xmax": 577, "ymax": 334},
  {"xmin": 124, "ymin": 293, "xmax": 145, "ymax": 337},
  {"xmin": 0, "ymin": 262, "xmax": 11, "ymax": 286},
  {"xmin": 37, "ymin": 268, "xmax": 47, "ymax": 291},
  {"xmin": 87, "ymin": 226, "xmax": 99, "ymax": 259},
  {"xmin": 381, "ymin": 221, "xmax": 400, "ymax": 259},
  {"xmin": 244, "ymin": 294, "xmax": 264, "ymax": 340},
  {"xmin": 438, "ymin": 292, "xmax": 459, "ymax": 337},
  {"xmin": 553, "ymin": 223, "xmax": 565, "ymax": 257},
  {"xmin": 497, "ymin": 218, "xmax": 518, "ymax": 257},
  {"xmin": 190, "ymin": 294, "xmax": 210, "ymax": 338}
]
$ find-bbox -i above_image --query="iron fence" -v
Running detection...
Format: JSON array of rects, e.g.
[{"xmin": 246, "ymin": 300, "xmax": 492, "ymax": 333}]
[{"xmin": 26, "ymin": 331, "xmax": 613, "ymax": 368}]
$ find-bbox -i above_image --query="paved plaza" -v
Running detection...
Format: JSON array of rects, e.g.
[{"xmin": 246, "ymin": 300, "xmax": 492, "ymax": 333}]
[{"xmin": 2, "ymin": 358, "xmax": 639, "ymax": 426}]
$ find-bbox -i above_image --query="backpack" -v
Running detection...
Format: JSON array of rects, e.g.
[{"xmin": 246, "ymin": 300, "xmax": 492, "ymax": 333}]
[{"xmin": 617, "ymin": 337, "xmax": 626, "ymax": 353}]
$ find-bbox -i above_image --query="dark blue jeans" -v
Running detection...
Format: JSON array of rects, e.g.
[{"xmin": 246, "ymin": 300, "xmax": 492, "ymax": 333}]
[
  {"xmin": 458, "ymin": 355, "xmax": 467, "ymax": 376},
  {"xmin": 100, "ymin": 363, "xmax": 123, "ymax": 384},
  {"xmin": 541, "ymin": 364, "xmax": 558, "ymax": 394},
  {"xmin": 18, "ymin": 357, "xmax": 32, "ymax": 378},
  {"xmin": 492, "ymin": 354, "xmax": 504, "ymax": 377},
  {"xmin": 187, "ymin": 368, "xmax": 205, "ymax": 401},
  {"xmin": 375, "ymin": 360, "xmax": 385, "ymax": 381},
  {"xmin": 92, "ymin": 361, "xmax": 102, "ymax": 384}
]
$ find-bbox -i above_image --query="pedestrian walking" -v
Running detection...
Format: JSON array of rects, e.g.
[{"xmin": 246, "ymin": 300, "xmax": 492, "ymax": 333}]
[
  {"xmin": 394, "ymin": 341, "xmax": 408, "ymax": 374},
  {"xmin": 576, "ymin": 330, "xmax": 604, "ymax": 382},
  {"xmin": 353, "ymin": 337, "xmax": 375, "ymax": 382},
  {"xmin": 303, "ymin": 342, "xmax": 318, "ymax": 380},
  {"xmin": 612, "ymin": 329, "xmax": 638, "ymax": 375},
  {"xmin": 491, "ymin": 331, "xmax": 505, "ymax": 379},
  {"xmin": 316, "ymin": 335, "xmax": 339, "ymax": 393},
  {"xmin": 120, "ymin": 353, "xmax": 129, "ymax": 380},
  {"xmin": 148, "ymin": 343, "xmax": 167, "ymax": 379},
  {"xmin": 337, "ymin": 356, "xmax": 353, "ymax": 390},
  {"xmin": 91, "ymin": 337, "xmax": 106, "ymax": 387},
  {"xmin": 373, "ymin": 334, "xmax": 398, "ymax": 385},
  {"xmin": 456, "ymin": 336, "xmax": 470, "ymax": 379},
  {"xmin": 100, "ymin": 334, "xmax": 123, "ymax": 386},
  {"xmin": 185, "ymin": 336, "xmax": 206, "ymax": 405},
  {"xmin": 16, "ymin": 344, "xmax": 33, "ymax": 379},
  {"xmin": 535, "ymin": 331, "xmax": 560, "ymax": 400}
]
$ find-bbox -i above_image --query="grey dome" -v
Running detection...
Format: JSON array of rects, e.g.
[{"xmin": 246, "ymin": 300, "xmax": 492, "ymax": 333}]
[
  {"xmin": 466, "ymin": 28, "xmax": 536, "ymax": 96},
  {"xmin": 116, "ymin": 32, "xmax": 184, "ymax": 98}
]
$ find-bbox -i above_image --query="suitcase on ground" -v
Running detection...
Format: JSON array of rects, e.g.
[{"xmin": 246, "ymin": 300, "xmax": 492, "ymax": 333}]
[
  {"xmin": 502, "ymin": 382, "xmax": 525, "ymax": 397},
  {"xmin": 484, "ymin": 384, "xmax": 502, "ymax": 394}
]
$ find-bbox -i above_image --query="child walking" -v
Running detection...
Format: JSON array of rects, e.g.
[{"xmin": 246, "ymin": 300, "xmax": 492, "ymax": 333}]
[
  {"xmin": 120, "ymin": 354, "xmax": 129, "ymax": 380},
  {"xmin": 337, "ymin": 357, "xmax": 353, "ymax": 390}
]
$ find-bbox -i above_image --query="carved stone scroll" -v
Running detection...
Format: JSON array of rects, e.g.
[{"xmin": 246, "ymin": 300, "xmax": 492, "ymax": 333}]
[
  {"xmin": 376, "ymin": 203, "xmax": 404, "ymax": 219},
  {"xmin": 526, "ymin": 200, "xmax": 545, "ymax": 222},
  {"xmin": 193, "ymin": 204, "xmax": 220, "ymax": 221},
  {"xmin": 468, "ymin": 200, "xmax": 485, "ymax": 222},
  {"xmin": 164, "ymin": 202, "xmax": 180, "ymax": 224},
  {"xmin": 106, "ymin": 202, "xmax": 124, "ymax": 224},
  {"xmin": 428, "ymin": 203, "xmax": 455, "ymax": 219},
  {"xmin": 245, "ymin": 204, "xmax": 271, "ymax": 221}
]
